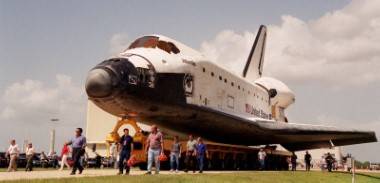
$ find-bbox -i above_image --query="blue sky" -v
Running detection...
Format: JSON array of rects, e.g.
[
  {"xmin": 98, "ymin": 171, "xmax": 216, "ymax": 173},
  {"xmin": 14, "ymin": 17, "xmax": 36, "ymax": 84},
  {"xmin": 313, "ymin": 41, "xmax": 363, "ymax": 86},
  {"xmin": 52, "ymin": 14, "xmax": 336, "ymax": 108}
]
[
  {"xmin": 2, "ymin": 0, "xmax": 380, "ymax": 162},
  {"xmin": 0, "ymin": 0, "xmax": 349, "ymax": 89}
]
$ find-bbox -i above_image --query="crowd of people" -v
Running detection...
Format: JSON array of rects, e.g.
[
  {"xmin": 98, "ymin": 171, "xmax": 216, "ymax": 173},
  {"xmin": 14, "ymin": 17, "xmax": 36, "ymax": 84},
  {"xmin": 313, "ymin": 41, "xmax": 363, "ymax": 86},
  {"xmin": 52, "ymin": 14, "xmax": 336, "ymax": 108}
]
[
  {"xmin": 4, "ymin": 127, "xmax": 87, "ymax": 175},
  {"xmin": 143, "ymin": 125, "xmax": 209, "ymax": 175},
  {"xmin": 3, "ymin": 125, "xmax": 339, "ymax": 175}
]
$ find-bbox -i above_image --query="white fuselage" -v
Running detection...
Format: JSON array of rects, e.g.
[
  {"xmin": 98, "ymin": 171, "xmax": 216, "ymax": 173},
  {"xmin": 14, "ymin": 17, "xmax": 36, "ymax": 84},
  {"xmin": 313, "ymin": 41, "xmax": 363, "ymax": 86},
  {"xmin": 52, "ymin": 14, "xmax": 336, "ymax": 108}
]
[{"xmin": 118, "ymin": 35, "xmax": 294, "ymax": 122}]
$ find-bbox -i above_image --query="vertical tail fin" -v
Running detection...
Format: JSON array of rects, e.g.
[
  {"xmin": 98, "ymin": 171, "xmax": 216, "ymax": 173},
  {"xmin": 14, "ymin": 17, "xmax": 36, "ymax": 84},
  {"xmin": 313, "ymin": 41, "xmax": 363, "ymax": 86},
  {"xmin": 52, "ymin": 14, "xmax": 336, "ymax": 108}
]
[{"xmin": 242, "ymin": 25, "xmax": 267, "ymax": 80}]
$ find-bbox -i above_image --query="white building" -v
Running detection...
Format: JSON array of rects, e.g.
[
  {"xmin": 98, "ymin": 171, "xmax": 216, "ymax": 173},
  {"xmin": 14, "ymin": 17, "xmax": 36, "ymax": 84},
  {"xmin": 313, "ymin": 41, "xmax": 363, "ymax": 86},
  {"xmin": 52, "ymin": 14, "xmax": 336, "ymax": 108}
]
[{"xmin": 85, "ymin": 101, "xmax": 151, "ymax": 158}]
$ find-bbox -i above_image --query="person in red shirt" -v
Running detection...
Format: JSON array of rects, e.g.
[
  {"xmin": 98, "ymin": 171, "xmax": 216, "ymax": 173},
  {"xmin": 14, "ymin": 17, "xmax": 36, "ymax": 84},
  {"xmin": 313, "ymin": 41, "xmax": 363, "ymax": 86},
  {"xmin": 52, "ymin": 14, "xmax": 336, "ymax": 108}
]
[
  {"xmin": 60, "ymin": 143, "xmax": 71, "ymax": 170},
  {"xmin": 145, "ymin": 125, "xmax": 164, "ymax": 175}
]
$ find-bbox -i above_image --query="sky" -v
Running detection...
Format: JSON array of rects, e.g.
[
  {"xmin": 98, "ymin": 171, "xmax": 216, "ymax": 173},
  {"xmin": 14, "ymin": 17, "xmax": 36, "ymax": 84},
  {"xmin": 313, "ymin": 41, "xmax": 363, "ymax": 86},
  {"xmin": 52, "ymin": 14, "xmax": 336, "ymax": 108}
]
[{"xmin": 1, "ymin": 0, "xmax": 379, "ymax": 162}]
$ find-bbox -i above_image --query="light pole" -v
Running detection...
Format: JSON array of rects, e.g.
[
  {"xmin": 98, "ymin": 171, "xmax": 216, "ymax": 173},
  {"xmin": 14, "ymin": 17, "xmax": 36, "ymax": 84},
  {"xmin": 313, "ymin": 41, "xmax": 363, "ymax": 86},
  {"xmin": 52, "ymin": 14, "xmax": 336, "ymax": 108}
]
[{"xmin": 49, "ymin": 118, "xmax": 59, "ymax": 155}]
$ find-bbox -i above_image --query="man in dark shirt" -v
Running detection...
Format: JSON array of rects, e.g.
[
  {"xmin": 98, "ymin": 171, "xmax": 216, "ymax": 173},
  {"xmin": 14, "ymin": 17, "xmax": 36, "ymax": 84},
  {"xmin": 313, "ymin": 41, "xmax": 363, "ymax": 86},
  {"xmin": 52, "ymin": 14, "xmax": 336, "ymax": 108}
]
[
  {"xmin": 291, "ymin": 152, "xmax": 297, "ymax": 171},
  {"xmin": 325, "ymin": 153, "xmax": 334, "ymax": 172},
  {"xmin": 67, "ymin": 128, "xmax": 87, "ymax": 175},
  {"xmin": 118, "ymin": 128, "xmax": 134, "ymax": 175},
  {"xmin": 196, "ymin": 137, "xmax": 208, "ymax": 173},
  {"xmin": 304, "ymin": 151, "xmax": 312, "ymax": 171}
]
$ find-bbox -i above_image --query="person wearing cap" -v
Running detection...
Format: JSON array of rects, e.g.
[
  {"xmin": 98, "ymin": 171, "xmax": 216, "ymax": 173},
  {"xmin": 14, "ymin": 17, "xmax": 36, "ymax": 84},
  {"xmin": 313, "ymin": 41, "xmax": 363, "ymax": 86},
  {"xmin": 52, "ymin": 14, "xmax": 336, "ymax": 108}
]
[
  {"xmin": 25, "ymin": 142, "xmax": 35, "ymax": 171},
  {"xmin": 145, "ymin": 125, "xmax": 164, "ymax": 175},
  {"xmin": 184, "ymin": 134, "xmax": 197, "ymax": 173}
]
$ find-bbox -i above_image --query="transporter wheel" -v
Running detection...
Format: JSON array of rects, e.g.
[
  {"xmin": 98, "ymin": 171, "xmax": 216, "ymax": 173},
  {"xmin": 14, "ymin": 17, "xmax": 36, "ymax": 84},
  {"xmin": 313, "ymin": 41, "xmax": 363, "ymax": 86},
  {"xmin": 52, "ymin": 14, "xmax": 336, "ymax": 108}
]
[
  {"xmin": 224, "ymin": 153, "xmax": 234, "ymax": 170},
  {"xmin": 138, "ymin": 163, "xmax": 147, "ymax": 170},
  {"xmin": 211, "ymin": 153, "xmax": 222, "ymax": 170},
  {"xmin": 160, "ymin": 159, "xmax": 170, "ymax": 170}
]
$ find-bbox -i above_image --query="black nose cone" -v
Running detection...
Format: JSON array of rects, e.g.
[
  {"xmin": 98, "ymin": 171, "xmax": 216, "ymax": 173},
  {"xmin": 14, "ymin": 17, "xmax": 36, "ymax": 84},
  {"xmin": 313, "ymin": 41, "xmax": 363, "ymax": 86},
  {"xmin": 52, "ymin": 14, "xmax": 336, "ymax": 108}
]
[{"xmin": 86, "ymin": 69, "xmax": 113, "ymax": 97}]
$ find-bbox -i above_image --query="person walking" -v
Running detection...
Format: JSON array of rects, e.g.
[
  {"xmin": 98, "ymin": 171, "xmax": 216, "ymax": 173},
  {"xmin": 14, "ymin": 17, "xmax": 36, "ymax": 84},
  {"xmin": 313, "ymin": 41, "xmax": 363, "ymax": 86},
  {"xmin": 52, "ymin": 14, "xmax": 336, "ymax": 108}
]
[
  {"xmin": 258, "ymin": 148, "xmax": 266, "ymax": 170},
  {"xmin": 6, "ymin": 139, "xmax": 19, "ymax": 172},
  {"xmin": 170, "ymin": 136, "xmax": 181, "ymax": 173},
  {"xmin": 325, "ymin": 152, "xmax": 334, "ymax": 172},
  {"xmin": 67, "ymin": 128, "xmax": 87, "ymax": 175},
  {"xmin": 117, "ymin": 128, "xmax": 134, "ymax": 175},
  {"xmin": 291, "ymin": 152, "xmax": 297, "ymax": 171},
  {"xmin": 184, "ymin": 134, "xmax": 197, "ymax": 173},
  {"xmin": 25, "ymin": 143, "xmax": 35, "ymax": 171},
  {"xmin": 304, "ymin": 151, "xmax": 312, "ymax": 171},
  {"xmin": 60, "ymin": 142, "xmax": 71, "ymax": 170},
  {"xmin": 145, "ymin": 125, "xmax": 164, "ymax": 175},
  {"xmin": 346, "ymin": 154, "xmax": 352, "ymax": 172},
  {"xmin": 196, "ymin": 137, "xmax": 208, "ymax": 173}
]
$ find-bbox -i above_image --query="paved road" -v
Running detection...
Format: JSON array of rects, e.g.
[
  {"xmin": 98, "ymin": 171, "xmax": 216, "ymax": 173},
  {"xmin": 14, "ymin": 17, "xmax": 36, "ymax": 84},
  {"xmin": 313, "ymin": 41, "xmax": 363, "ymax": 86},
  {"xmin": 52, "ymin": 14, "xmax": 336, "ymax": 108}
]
[{"xmin": 0, "ymin": 169, "xmax": 234, "ymax": 181}]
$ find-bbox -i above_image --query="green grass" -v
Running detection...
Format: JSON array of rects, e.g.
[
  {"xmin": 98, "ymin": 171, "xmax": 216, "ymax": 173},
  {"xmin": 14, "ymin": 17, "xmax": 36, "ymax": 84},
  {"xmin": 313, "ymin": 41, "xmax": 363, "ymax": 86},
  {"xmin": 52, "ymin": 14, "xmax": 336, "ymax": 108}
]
[{"xmin": 1, "ymin": 171, "xmax": 380, "ymax": 183}]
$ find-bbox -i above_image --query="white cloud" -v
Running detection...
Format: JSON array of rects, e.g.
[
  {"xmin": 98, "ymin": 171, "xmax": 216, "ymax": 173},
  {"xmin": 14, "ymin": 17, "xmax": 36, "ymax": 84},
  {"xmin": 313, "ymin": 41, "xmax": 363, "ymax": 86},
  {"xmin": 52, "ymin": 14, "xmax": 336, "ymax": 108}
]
[
  {"xmin": 200, "ymin": 30, "xmax": 255, "ymax": 75},
  {"xmin": 0, "ymin": 74, "xmax": 85, "ymax": 123},
  {"xmin": 200, "ymin": 0, "xmax": 380, "ymax": 88},
  {"xmin": 109, "ymin": 33, "xmax": 129, "ymax": 56},
  {"xmin": 0, "ymin": 74, "xmax": 86, "ymax": 151},
  {"xmin": 0, "ymin": 107, "xmax": 15, "ymax": 120}
]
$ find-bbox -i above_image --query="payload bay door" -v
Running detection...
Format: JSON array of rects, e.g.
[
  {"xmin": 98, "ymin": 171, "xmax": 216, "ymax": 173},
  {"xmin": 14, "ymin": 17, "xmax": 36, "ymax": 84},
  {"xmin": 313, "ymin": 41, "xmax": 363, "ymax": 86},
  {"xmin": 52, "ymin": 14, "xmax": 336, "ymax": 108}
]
[{"xmin": 217, "ymin": 89, "xmax": 225, "ymax": 110}]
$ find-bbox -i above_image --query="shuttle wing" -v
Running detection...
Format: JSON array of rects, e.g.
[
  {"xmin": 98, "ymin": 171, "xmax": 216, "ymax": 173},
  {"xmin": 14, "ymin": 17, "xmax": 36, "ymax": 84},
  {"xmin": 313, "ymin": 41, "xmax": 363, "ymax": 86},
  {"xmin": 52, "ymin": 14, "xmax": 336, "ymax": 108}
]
[
  {"xmin": 168, "ymin": 106, "xmax": 377, "ymax": 152},
  {"xmin": 253, "ymin": 119, "xmax": 377, "ymax": 151}
]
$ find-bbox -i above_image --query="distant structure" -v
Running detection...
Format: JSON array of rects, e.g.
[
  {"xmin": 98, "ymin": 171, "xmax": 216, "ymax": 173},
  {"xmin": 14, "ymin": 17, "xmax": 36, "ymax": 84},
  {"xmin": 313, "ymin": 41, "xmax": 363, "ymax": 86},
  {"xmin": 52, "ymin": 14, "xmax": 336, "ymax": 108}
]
[
  {"xmin": 49, "ymin": 129, "xmax": 55, "ymax": 154},
  {"xmin": 86, "ymin": 101, "xmax": 122, "ymax": 157},
  {"xmin": 370, "ymin": 163, "xmax": 380, "ymax": 170},
  {"xmin": 23, "ymin": 140, "xmax": 28, "ymax": 152},
  {"xmin": 296, "ymin": 147, "xmax": 343, "ymax": 169},
  {"xmin": 85, "ymin": 101, "xmax": 153, "ymax": 157}
]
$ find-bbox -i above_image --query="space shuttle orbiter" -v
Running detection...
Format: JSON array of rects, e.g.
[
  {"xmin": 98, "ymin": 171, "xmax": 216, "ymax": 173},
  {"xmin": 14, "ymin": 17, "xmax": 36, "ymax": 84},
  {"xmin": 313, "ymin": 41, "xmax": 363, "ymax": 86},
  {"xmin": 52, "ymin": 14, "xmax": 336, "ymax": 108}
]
[{"xmin": 85, "ymin": 25, "xmax": 376, "ymax": 151}]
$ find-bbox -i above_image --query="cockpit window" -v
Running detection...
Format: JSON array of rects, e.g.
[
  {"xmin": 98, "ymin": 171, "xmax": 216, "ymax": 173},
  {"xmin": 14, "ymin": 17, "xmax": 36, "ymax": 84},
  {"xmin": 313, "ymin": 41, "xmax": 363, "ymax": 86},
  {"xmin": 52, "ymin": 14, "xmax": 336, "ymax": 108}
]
[
  {"xmin": 128, "ymin": 36, "xmax": 180, "ymax": 54},
  {"xmin": 167, "ymin": 42, "xmax": 180, "ymax": 54}
]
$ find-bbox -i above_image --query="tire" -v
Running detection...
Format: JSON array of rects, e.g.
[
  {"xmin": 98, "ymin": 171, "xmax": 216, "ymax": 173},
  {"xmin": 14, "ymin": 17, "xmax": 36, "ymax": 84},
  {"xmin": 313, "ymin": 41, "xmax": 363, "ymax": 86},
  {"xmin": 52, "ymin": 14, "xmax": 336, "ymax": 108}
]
[{"xmin": 138, "ymin": 163, "xmax": 147, "ymax": 170}]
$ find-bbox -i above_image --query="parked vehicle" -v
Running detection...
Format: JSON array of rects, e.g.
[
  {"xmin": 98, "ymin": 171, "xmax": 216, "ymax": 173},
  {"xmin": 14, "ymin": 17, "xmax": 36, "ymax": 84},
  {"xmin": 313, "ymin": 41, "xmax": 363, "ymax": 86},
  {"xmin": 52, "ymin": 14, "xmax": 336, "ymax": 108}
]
[
  {"xmin": 86, "ymin": 153, "xmax": 102, "ymax": 168},
  {"xmin": 32, "ymin": 153, "xmax": 42, "ymax": 167},
  {"xmin": 0, "ymin": 152, "xmax": 8, "ymax": 168},
  {"xmin": 17, "ymin": 153, "xmax": 27, "ymax": 168},
  {"xmin": 101, "ymin": 157, "xmax": 115, "ymax": 168}
]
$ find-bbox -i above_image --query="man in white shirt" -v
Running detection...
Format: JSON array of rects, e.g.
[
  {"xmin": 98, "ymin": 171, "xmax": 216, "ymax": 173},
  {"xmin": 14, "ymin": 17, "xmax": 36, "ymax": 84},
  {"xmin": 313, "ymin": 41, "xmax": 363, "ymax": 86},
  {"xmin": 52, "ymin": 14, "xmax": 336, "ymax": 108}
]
[
  {"xmin": 25, "ymin": 143, "xmax": 35, "ymax": 171},
  {"xmin": 258, "ymin": 148, "xmax": 266, "ymax": 170},
  {"xmin": 6, "ymin": 139, "xmax": 19, "ymax": 172},
  {"xmin": 184, "ymin": 134, "xmax": 197, "ymax": 173}
]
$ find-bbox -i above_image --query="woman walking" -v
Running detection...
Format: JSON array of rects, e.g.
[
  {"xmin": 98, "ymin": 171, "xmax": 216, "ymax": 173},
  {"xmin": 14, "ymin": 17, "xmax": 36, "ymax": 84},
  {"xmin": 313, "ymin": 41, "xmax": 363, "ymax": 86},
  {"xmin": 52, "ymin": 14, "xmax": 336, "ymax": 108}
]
[{"xmin": 60, "ymin": 143, "xmax": 71, "ymax": 170}]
